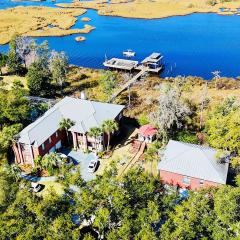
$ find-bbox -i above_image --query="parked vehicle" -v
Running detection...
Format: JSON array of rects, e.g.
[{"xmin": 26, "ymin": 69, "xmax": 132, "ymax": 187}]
[
  {"xmin": 88, "ymin": 159, "xmax": 99, "ymax": 173},
  {"xmin": 57, "ymin": 153, "xmax": 68, "ymax": 160},
  {"xmin": 29, "ymin": 182, "xmax": 42, "ymax": 193}
]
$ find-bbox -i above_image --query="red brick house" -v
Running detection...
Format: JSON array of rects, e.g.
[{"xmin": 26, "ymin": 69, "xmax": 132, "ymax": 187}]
[
  {"xmin": 158, "ymin": 140, "xmax": 230, "ymax": 190},
  {"xmin": 13, "ymin": 97, "xmax": 124, "ymax": 166}
]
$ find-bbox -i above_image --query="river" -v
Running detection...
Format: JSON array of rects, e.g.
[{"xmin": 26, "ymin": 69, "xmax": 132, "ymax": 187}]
[{"xmin": 1, "ymin": 0, "xmax": 240, "ymax": 79}]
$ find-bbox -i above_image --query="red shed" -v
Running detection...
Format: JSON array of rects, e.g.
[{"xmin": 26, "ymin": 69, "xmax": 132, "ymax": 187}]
[{"xmin": 138, "ymin": 124, "xmax": 157, "ymax": 143}]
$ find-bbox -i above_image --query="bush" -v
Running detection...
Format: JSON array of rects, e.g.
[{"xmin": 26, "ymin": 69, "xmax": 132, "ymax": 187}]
[
  {"xmin": 174, "ymin": 131, "xmax": 199, "ymax": 144},
  {"xmin": 206, "ymin": 0, "xmax": 217, "ymax": 5},
  {"xmin": 188, "ymin": 3, "xmax": 195, "ymax": 8},
  {"xmin": 30, "ymin": 167, "xmax": 38, "ymax": 176},
  {"xmin": 97, "ymin": 151, "xmax": 105, "ymax": 158},
  {"xmin": 137, "ymin": 114, "xmax": 150, "ymax": 126}
]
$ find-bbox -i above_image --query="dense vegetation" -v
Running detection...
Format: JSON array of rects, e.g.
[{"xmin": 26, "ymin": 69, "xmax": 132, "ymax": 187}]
[
  {"xmin": 0, "ymin": 165, "xmax": 239, "ymax": 239},
  {"xmin": 0, "ymin": 36, "xmax": 240, "ymax": 239}
]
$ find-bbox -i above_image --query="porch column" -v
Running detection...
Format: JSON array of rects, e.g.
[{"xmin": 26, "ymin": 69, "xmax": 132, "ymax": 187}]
[
  {"xmin": 17, "ymin": 142, "xmax": 24, "ymax": 164},
  {"xmin": 83, "ymin": 134, "xmax": 88, "ymax": 151},
  {"xmin": 72, "ymin": 132, "xmax": 77, "ymax": 150},
  {"xmin": 29, "ymin": 145, "xmax": 35, "ymax": 167}
]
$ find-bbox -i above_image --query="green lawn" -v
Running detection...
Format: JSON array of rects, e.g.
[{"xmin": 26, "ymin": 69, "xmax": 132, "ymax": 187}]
[{"xmin": 37, "ymin": 180, "xmax": 65, "ymax": 198}]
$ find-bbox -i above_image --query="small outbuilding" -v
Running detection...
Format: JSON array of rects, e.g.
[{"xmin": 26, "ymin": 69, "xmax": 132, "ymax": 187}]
[
  {"xmin": 158, "ymin": 140, "xmax": 230, "ymax": 190},
  {"xmin": 138, "ymin": 124, "xmax": 157, "ymax": 143}
]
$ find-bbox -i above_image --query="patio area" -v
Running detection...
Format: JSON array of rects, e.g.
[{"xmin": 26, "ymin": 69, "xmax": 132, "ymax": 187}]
[{"xmin": 62, "ymin": 149, "xmax": 99, "ymax": 182}]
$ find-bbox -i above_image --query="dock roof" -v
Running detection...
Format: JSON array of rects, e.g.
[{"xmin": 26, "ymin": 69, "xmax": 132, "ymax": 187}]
[{"xmin": 141, "ymin": 52, "xmax": 163, "ymax": 64}]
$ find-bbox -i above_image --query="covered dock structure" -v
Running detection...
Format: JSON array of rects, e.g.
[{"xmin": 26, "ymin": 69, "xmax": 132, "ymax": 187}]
[
  {"xmin": 139, "ymin": 52, "xmax": 163, "ymax": 73},
  {"xmin": 103, "ymin": 52, "xmax": 163, "ymax": 74}
]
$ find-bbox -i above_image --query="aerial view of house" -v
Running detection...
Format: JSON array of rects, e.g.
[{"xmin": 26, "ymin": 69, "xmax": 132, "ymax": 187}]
[
  {"xmin": 1, "ymin": 0, "xmax": 240, "ymax": 238},
  {"xmin": 13, "ymin": 96, "xmax": 124, "ymax": 166},
  {"xmin": 158, "ymin": 140, "xmax": 230, "ymax": 190}
]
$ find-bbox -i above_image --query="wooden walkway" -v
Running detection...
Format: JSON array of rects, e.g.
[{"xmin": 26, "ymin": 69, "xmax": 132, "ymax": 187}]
[
  {"xmin": 118, "ymin": 141, "xmax": 146, "ymax": 178},
  {"xmin": 108, "ymin": 67, "xmax": 148, "ymax": 103}
]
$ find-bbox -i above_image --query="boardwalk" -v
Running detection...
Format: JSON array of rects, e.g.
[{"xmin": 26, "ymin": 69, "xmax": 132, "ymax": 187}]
[
  {"xmin": 118, "ymin": 141, "xmax": 146, "ymax": 178},
  {"xmin": 108, "ymin": 67, "xmax": 148, "ymax": 102}
]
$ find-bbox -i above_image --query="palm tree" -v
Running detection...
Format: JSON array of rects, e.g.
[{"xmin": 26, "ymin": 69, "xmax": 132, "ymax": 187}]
[
  {"xmin": 88, "ymin": 127, "xmax": 103, "ymax": 151},
  {"xmin": 102, "ymin": 120, "xmax": 118, "ymax": 152},
  {"xmin": 6, "ymin": 164, "xmax": 22, "ymax": 182},
  {"xmin": 59, "ymin": 118, "xmax": 75, "ymax": 145},
  {"xmin": 34, "ymin": 156, "xmax": 43, "ymax": 170},
  {"xmin": 42, "ymin": 152, "xmax": 61, "ymax": 175},
  {"xmin": 144, "ymin": 146, "xmax": 158, "ymax": 176}
]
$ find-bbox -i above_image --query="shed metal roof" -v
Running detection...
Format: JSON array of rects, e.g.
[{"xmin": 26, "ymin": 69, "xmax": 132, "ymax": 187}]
[{"xmin": 158, "ymin": 140, "xmax": 229, "ymax": 184}]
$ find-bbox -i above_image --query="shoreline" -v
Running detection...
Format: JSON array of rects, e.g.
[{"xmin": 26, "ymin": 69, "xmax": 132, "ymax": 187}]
[
  {"xmin": 57, "ymin": 0, "xmax": 240, "ymax": 20},
  {"xmin": 0, "ymin": 6, "xmax": 93, "ymax": 45}
]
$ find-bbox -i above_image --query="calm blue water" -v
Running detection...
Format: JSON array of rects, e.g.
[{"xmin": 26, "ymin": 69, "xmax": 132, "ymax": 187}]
[
  {"xmin": 0, "ymin": 0, "xmax": 72, "ymax": 9},
  {"xmin": 1, "ymin": 0, "xmax": 240, "ymax": 79}
]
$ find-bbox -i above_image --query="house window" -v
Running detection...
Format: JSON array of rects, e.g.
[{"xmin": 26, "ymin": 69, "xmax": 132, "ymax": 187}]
[
  {"xmin": 49, "ymin": 137, "xmax": 52, "ymax": 143},
  {"xmin": 41, "ymin": 143, "xmax": 45, "ymax": 150},
  {"xmin": 199, "ymin": 179, "xmax": 204, "ymax": 185},
  {"xmin": 182, "ymin": 176, "xmax": 190, "ymax": 185}
]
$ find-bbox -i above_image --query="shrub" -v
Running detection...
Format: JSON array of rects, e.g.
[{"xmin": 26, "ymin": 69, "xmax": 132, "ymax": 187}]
[
  {"xmin": 137, "ymin": 113, "xmax": 150, "ymax": 126},
  {"xmin": 188, "ymin": 3, "xmax": 195, "ymax": 8},
  {"xmin": 174, "ymin": 131, "xmax": 199, "ymax": 144},
  {"xmin": 30, "ymin": 167, "xmax": 38, "ymax": 176},
  {"xmin": 206, "ymin": 0, "xmax": 217, "ymax": 6}
]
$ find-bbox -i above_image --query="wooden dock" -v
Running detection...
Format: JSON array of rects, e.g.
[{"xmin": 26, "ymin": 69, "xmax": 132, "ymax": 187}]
[
  {"xmin": 108, "ymin": 67, "xmax": 148, "ymax": 102},
  {"xmin": 105, "ymin": 52, "xmax": 164, "ymax": 102},
  {"xmin": 103, "ymin": 58, "xmax": 138, "ymax": 71},
  {"xmin": 103, "ymin": 52, "xmax": 163, "ymax": 73}
]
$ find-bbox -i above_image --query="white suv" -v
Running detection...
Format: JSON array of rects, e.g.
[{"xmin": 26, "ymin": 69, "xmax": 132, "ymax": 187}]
[{"xmin": 88, "ymin": 159, "xmax": 99, "ymax": 173}]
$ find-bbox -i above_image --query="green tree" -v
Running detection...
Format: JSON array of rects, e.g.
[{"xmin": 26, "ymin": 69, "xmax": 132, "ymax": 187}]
[
  {"xmin": 102, "ymin": 119, "xmax": 118, "ymax": 151},
  {"xmin": 174, "ymin": 130, "xmax": 199, "ymax": 144},
  {"xmin": 150, "ymin": 83, "xmax": 191, "ymax": 143},
  {"xmin": 34, "ymin": 156, "xmax": 43, "ymax": 170},
  {"xmin": 94, "ymin": 207, "xmax": 110, "ymax": 239},
  {"xmin": 0, "ymin": 81, "xmax": 29, "ymax": 128},
  {"xmin": 59, "ymin": 118, "xmax": 75, "ymax": 145},
  {"xmin": 49, "ymin": 50, "xmax": 68, "ymax": 92},
  {"xmin": 5, "ymin": 164, "xmax": 22, "ymax": 182},
  {"xmin": 144, "ymin": 145, "xmax": 158, "ymax": 175},
  {"xmin": 0, "ymin": 124, "xmax": 22, "ymax": 153},
  {"xmin": 88, "ymin": 127, "xmax": 103, "ymax": 151},
  {"xmin": 99, "ymin": 71, "xmax": 117, "ymax": 99},
  {"xmin": 42, "ymin": 152, "xmax": 61, "ymax": 175},
  {"xmin": 7, "ymin": 35, "xmax": 22, "ymax": 74},
  {"xmin": 161, "ymin": 190, "xmax": 215, "ymax": 240},
  {"xmin": 206, "ymin": 98, "xmax": 240, "ymax": 171},
  {"xmin": 0, "ymin": 53, "xmax": 8, "ymax": 75},
  {"xmin": 27, "ymin": 60, "xmax": 51, "ymax": 96},
  {"xmin": 0, "ymin": 167, "xmax": 18, "ymax": 212},
  {"xmin": 213, "ymin": 186, "xmax": 240, "ymax": 239}
]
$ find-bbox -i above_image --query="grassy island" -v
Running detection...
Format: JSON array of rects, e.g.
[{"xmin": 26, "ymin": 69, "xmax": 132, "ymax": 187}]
[
  {"xmin": 58, "ymin": 0, "xmax": 240, "ymax": 19},
  {"xmin": 75, "ymin": 36, "xmax": 86, "ymax": 41},
  {"xmin": 0, "ymin": 6, "xmax": 94, "ymax": 44}
]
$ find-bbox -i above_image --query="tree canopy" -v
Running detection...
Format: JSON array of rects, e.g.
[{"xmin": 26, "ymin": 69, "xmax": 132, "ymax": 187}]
[{"xmin": 206, "ymin": 98, "xmax": 240, "ymax": 171}]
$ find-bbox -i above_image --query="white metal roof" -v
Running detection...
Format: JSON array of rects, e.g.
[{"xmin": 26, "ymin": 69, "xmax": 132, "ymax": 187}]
[
  {"xmin": 158, "ymin": 140, "xmax": 229, "ymax": 184},
  {"xmin": 18, "ymin": 97, "xmax": 124, "ymax": 147}
]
